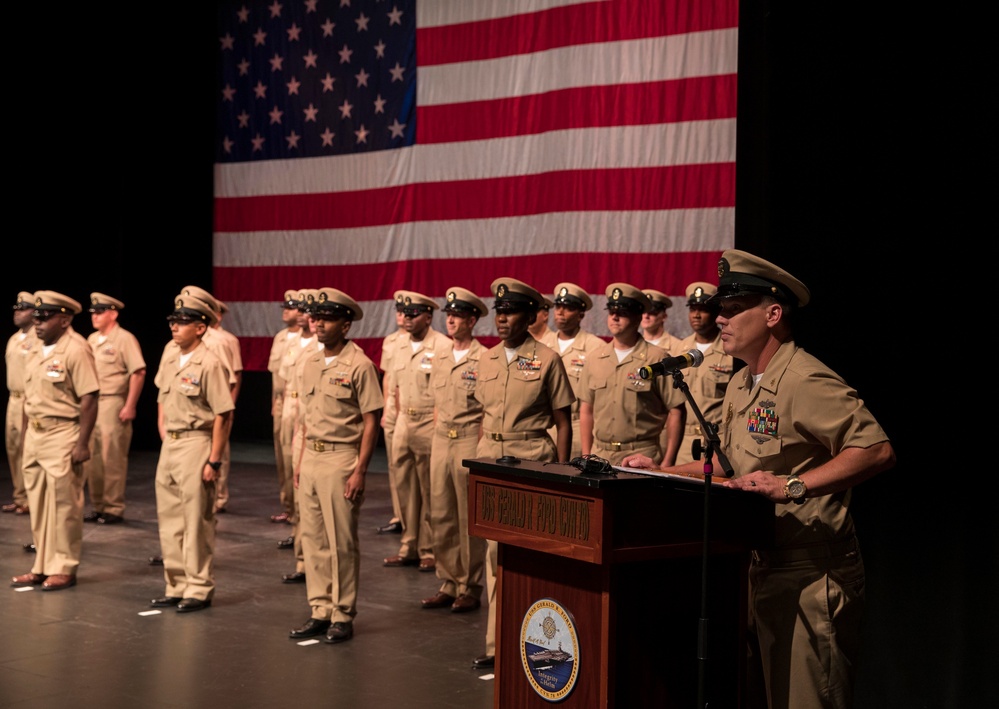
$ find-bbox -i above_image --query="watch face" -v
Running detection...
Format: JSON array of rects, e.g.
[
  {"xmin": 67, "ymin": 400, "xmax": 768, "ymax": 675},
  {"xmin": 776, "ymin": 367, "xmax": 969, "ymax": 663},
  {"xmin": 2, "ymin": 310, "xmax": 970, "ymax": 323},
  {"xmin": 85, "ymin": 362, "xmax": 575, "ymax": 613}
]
[{"xmin": 787, "ymin": 479, "xmax": 805, "ymax": 498}]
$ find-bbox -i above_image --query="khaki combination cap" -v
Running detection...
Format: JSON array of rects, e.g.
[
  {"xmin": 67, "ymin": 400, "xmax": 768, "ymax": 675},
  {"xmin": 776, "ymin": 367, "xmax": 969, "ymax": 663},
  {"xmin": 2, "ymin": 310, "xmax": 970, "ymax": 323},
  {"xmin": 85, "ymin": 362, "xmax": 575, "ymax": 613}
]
[
  {"xmin": 313, "ymin": 287, "xmax": 363, "ymax": 321},
  {"xmin": 685, "ymin": 282, "xmax": 718, "ymax": 307},
  {"xmin": 298, "ymin": 289, "xmax": 320, "ymax": 311},
  {"xmin": 89, "ymin": 292, "xmax": 125, "ymax": 312},
  {"xmin": 169, "ymin": 294, "xmax": 218, "ymax": 326},
  {"xmin": 393, "ymin": 290, "xmax": 407, "ymax": 312},
  {"xmin": 641, "ymin": 289, "xmax": 673, "ymax": 312},
  {"xmin": 553, "ymin": 283, "xmax": 592, "ymax": 311},
  {"xmin": 33, "ymin": 290, "xmax": 82, "ymax": 315},
  {"xmin": 605, "ymin": 283, "xmax": 652, "ymax": 314},
  {"xmin": 712, "ymin": 249, "xmax": 810, "ymax": 308},
  {"xmin": 443, "ymin": 287, "xmax": 487, "ymax": 317},
  {"xmin": 400, "ymin": 291, "xmax": 439, "ymax": 316},
  {"xmin": 180, "ymin": 285, "xmax": 221, "ymax": 314},
  {"xmin": 14, "ymin": 291, "xmax": 34, "ymax": 310},
  {"xmin": 282, "ymin": 289, "xmax": 301, "ymax": 307},
  {"xmin": 490, "ymin": 277, "xmax": 544, "ymax": 313}
]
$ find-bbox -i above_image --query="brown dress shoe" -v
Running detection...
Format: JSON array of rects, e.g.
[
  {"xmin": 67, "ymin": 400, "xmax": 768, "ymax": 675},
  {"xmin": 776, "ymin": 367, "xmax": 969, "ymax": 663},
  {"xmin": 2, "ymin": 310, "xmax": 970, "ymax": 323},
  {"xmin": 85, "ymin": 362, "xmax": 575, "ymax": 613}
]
[
  {"xmin": 11, "ymin": 572, "xmax": 46, "ymax": 587},
  {"xmin": 2, "ymin": 502, "xmax": 18, "ymax": 513},
  {"xmin": 451, "ymin": 594, "xmax": 482, "ymax": 613},
  {"xmin": 418, "ymin": 558, "xmax": 436, "ymax": 572},
  {"xmin": 270, "ymin": 512, "xmax": 290, "ymax": 524},
  {"xmin": 40, "ymin": 574, "xmax": 77, "ymax": 591},
  {"xmin": 421, "ymin": 591, "xmax": 457, "ymax": 609},
  {"xmin": 13, "ymin": 504, "xmax": 29, "ymax": 515},
  {"xmin": 383, "ymin": 555, "xmax": 419, "ymax": 567}
]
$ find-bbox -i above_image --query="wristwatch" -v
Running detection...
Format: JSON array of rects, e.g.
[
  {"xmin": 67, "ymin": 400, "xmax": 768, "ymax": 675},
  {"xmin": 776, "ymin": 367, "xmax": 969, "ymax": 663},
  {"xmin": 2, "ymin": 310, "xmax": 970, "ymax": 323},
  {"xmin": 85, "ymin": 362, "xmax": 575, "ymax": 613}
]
[
  {"xmin": 783, "ymin": 476, "xmax": 807, "ymax": 504},
  {"xmin": 207, "ymin": 460, "xmax": 222, "ymax": 471}
]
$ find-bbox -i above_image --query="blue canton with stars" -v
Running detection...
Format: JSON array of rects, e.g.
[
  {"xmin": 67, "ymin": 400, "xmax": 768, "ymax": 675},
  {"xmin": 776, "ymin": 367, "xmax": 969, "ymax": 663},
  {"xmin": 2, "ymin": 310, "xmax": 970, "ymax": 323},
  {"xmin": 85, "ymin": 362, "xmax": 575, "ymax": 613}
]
[{"xmin": 216, "ymin": 0, "xmax": 416, "ymax": 163}]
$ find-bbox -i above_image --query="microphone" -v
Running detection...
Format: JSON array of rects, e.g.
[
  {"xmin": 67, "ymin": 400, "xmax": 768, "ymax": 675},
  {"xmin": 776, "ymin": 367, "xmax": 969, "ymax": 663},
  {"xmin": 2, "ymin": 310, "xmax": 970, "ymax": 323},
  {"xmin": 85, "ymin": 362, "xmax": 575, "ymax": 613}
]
[{"xmin": 638, "ymin": 349, "xmax": 704, "ymax": 379}]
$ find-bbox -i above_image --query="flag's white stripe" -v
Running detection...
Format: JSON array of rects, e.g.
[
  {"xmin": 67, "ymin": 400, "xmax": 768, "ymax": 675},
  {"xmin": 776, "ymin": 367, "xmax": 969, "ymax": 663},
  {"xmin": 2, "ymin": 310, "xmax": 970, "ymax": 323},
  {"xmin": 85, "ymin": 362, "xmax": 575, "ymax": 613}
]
[
  {"xmin": 418, "ymin": 0, "xmax": 594, "ymax": 28},
  {"xmin": 419, "ymin": 29, "xmax": 737, "ymax": 106},
  {"xmin": 226, "ymin": 296, "xmax": 692, "ymax": 341},
  {"xmin": 214, "ymin": 118, "xmax": 735, "ymax": 199},
  {"xmin": 214, "ymin": 206, "xmax": 733, "ymax": 267}
]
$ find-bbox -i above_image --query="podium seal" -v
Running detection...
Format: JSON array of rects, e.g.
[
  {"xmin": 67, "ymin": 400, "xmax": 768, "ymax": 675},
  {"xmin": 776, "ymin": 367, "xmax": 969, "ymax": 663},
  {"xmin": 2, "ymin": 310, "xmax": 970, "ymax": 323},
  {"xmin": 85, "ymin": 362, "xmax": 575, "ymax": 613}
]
[{"xmin": 520, "ymin": 598, "xmax": 579, "ymax": 701}]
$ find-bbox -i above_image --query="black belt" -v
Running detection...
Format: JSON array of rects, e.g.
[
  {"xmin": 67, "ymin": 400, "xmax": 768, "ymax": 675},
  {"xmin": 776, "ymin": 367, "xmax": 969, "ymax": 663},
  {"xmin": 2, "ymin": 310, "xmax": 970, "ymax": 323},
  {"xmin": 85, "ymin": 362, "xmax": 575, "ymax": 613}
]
[{"xmin": 752, "ymin": 536, "xmax": 859, "ymax": 566}]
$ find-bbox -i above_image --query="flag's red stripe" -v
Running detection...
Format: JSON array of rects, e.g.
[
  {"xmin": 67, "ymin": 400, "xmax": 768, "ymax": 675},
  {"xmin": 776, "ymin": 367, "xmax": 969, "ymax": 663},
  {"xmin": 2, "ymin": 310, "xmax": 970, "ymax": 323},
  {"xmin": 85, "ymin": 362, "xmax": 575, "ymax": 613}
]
[
  {"xmin": 418, "ymin": 0, "xmax": 738, "ymax": 66},
  {"xmin": 214, "ymin": 250, "xmax": 723, "ymax": 305},
  {"xmin": 418, "ymin": 75, "xmax": 736, "ymax": 144},
  {"xmin": 213, "ymin": 163, "xmax": 734, "ymax": 233}
]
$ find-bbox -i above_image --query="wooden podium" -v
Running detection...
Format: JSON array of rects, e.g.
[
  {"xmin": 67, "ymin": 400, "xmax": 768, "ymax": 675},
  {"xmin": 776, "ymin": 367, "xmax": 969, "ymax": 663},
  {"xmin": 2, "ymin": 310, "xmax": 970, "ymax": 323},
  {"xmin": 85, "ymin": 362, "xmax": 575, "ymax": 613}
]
[{"xmin": 466, "ymin": 457, "xmax": 773, "ymax": 709}]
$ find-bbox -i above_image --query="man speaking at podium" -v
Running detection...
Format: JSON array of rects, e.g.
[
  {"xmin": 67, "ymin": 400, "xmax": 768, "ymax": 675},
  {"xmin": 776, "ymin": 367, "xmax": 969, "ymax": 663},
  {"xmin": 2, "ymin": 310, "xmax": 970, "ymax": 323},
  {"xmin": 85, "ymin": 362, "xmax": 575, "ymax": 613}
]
[{"xmin": 623, "ymin": 250, "xmax": 895, "ymax": 709}]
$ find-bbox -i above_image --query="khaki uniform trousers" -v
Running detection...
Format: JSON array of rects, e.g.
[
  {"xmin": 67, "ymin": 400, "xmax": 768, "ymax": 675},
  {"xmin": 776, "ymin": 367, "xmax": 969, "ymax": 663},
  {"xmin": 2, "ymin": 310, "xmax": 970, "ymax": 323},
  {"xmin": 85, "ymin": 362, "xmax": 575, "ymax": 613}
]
[
  {"xmin": 429, "ymin": 427, "xmax": 486, "ymax": 599},
  {"xmin": 299, "ymin": 444, "xmax": 363, "ymax": 623},
  {"xmin": 272, "ymin": 392, "xmax": 293, "ymax": 517},
  {"xmin": 478, "ymin": 435, "xmax": 557, "ymax": 657},
  {"xmin": 214, "ymin": 416, "xmax": 233, "ymax": 511},
  {"xmin": 5, "ymin": 392, "xmax": 27, "ymax": 506},
  {"xmin": 23, "ymin": 418, "xmax": 85, "ymax": 577},
  {"xmin": 85, "ymin": 394, "xmax": 132, "ymax": 516},
  {"xmin": 546, "ymin": 414, "xmax": 582, "ymax": 460},
  {"xmin": 290, "ymin": 422, "xmax": 307, "ymax": 573},
  {"xmin": 155, "ymin": 432, "xmax": 217, "ymax": 601},
  {"xmin": 391, "ymin": 410, "xmax": 434, "ymax": 560},
  {"xmin": 591, "ymin": 437, "xmax": 661, "ymax": 467},
  {"xmin": 279, "ymin": 393, "xmax": 301, "ymax": 521},
  {"xmin": 747, "ymin": 541, "xmax": 865, "ymax": 709}
]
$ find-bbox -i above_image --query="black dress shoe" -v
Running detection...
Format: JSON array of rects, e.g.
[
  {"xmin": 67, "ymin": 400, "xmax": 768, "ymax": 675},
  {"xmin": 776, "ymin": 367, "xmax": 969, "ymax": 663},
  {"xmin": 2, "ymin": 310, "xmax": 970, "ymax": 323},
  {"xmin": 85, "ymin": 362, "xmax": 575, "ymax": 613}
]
[
  {"xmin": 472, "ymin": 654, "xmax": 495, "ymax": 669},
  {"xmin": 277, "ymin": 536, "xmax": 294, "ymax": 549},
  {"xmin": 97, "ymin": 513, "xmax": 124, "ymax": 525},
  {"xmin": 376, "ymin": 520, "xmax": 402, "ymax": 534},
  {"xmin": 150, "ymin": 596, "xmax": 183, "ymax": 608},
  {"xmin": 289, "ymin": 618, "xmax": 331, "ymax": 639},
  {"xmin": 282, "ymin": 571, "xmax": 306, "ymax": 584},
  {"xmin": 421, "ymin": 591, "xmax": 457, "ymax": 609},
  {"xmin": 148, "ymin": 556, "xmax": 163, "ymax": 565},
  {"xmin": 83, "ymin": 511, "xmax": 102, "ymax": 522},
  {"xmin": 323, "ymin": 621, "xmax": 354, "ymax": 643},
  {"xmin": 176, "ymin": 598, "xmax": 211, "ymax": 613},
  {"xmin": 23, "ymin": 542, "xmax": 36, "ymax": 553}
]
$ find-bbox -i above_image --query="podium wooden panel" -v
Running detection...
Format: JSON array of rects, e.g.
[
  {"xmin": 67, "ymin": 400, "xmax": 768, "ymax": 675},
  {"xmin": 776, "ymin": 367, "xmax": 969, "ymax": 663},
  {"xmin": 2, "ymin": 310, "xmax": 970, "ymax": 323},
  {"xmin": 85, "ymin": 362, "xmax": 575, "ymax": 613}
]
[{"xmin": 466, "ymin": 457, "xmax": 773, "ymax": 709}]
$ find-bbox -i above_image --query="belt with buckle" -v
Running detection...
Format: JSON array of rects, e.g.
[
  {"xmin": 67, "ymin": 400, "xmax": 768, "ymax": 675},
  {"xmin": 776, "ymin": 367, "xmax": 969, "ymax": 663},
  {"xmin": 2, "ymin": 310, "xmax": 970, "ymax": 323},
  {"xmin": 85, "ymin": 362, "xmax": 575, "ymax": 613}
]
[
  {"xmin": 685, "ymin": 423, "xmax": 704, "ymax": 435},
  {"xmin": 10, "ymin": 391, "xmax": 23, "ymax": 398},
  {"xmin": 311, "ymin": 440, "xmax": 357, "ymax": 452},
  {"xmin": 29, "ymin": 416, "xmax": 77, "ymax": 430},
  {"xmin": 486, "ymin": 430, "xmax": 548, "ymax": 442},
  {"xmin": 439, "ymin": 423, "xmax": 478, "ymax": 439},
  {"xmin": 169, "ymin": 429, "xmax": 211, "ymax": 439},
  {"xmin": 594, "ymin": 436, "xmax": 658, "ymax": 452},
  {"xmin": 752, "ymin": 536, "xmax": 859, "ymax": 566},
  {"xmin": 406, "ymin": 407, "xmax": 434, "ymax": 417}
]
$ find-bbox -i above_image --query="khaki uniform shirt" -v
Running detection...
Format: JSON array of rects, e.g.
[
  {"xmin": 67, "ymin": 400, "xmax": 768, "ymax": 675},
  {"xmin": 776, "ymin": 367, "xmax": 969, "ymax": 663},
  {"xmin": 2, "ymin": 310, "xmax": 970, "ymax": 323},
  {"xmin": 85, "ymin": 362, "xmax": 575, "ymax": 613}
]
[
  {"xmin": 718, "ymin": 340, "xmax": 889, "ymax": 549},
  {"xmin": 88, "ymin": 323, "xmax": 146, "ymax": 396},
  {"xmin": 6, "ymin": 329, "xmax": 37, "ymax": 393},
  {"xmin": 646, "ymin": 331, "xmax": 685, "ymax": 354},
  {"xmin": 392, "ymin": 329, "xmax": 451, "ymax": 416},
  {"xmin": 578, "ymin": 338, "xmax": 684, "ymax": 444},
  {"xmin": 268, "ymin": 326, "xmax": 300, "ymax": 399},
  {"xmin": 380, "ymin": 327, "xmax": 407, "ymax": 431},
  {"xmin": 155, "ymin": 341, "xmax": 235, "ymax": 430},
  {"xmin": 474, "ymin": 336, "xmax": 574, "ymax": 437},
  {"xmin": 301, "ymin": 341, "xmax": 383, "ymax": 443},
  {"xmin": 158, "ymin": 329, "xmax": 237, "ymax": 389},
  {"xmin": 24, "ymin": 327, "xmax": 100, "ymax": 419},
  {"xmin": 431, "ymin": 339, "xmax": 485, "ymax": 432},
  {"xmin": 547, "ymin": 330, "xmax": 604, "ymax": 420},
  {"xmin": 216, "ymin": 326, "xmax": 243, "ymax": 374}
]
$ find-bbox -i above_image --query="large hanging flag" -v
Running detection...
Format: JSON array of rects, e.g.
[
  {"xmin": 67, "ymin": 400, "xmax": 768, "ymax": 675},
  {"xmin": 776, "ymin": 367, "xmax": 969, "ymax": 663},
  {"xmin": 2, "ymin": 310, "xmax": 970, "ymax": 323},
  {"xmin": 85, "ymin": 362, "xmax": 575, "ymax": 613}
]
[{"xmin": 214, "ymin": 0, "xmax": 738, "ymax": 371}]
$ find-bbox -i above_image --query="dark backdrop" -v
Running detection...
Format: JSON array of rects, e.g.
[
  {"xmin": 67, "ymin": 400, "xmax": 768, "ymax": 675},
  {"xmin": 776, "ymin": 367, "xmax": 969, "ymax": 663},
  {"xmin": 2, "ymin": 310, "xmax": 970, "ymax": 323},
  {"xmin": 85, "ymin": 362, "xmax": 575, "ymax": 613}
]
[{"xmin": 2, "ymin": 3, "xmax": 990, "ymax": 707}]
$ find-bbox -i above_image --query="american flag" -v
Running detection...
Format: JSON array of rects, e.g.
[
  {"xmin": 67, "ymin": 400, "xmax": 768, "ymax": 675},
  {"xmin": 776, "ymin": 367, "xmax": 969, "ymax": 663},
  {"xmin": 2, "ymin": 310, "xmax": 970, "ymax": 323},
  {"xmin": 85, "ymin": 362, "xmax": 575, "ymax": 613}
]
[{"xmin": 213, "ymin": 0, "xmax": 738, "ymax": 371}]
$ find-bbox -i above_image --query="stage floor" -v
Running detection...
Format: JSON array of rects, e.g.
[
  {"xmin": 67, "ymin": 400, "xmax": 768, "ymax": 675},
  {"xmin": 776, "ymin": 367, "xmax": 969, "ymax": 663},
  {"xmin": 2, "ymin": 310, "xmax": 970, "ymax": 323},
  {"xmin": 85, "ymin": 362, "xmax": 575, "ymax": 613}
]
[{"xmin": 0, "ymin": 441, "xmax": 495, "ymax": 709}]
